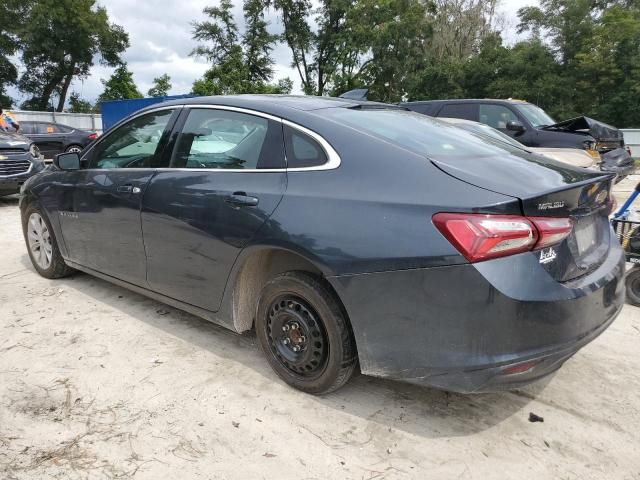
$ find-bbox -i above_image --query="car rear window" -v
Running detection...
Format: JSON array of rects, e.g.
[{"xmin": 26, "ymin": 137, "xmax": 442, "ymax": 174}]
[{"xmin": 323, "ymin": 108, "xmax": 526, "ymax": 159}]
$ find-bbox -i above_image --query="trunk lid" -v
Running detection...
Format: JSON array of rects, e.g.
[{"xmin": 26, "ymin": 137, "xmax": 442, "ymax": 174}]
[{"xmin": 432, "ymin": 151, "xmax": 615, "ymax": 281}]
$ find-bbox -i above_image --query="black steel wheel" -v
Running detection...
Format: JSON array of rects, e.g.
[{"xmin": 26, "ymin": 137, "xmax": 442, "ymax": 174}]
[
  {"xmin": 266, "ymin": 295, "xmax": 329, "ymax": 378},
  {"xmin": 625, "ymin": 266, "xmax": 640, "ymax": 307},
  {"xmin": 256, "ymin": 271, "xmax": 357, "ymax": 394}
]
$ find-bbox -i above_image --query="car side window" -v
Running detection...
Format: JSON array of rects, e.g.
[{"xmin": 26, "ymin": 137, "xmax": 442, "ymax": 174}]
[
  {"xmin": 56, "ymin": 124, "xmax": 73, "ymax": 133},
  {"xmin": 36, "ymin": 123, "xmax": 56, "ymax": 134},
  {"xmin": 20, "ymin": 122, "xmax": 35, "ymax": 134},
  {"xmin": 170, "ymin": 108, "xmax": 285, "ymax": 170},
  {"xmin": 87, "ymin": 110, "xmax": 174, "ymax": 169},
  {"xmin": 283, "ymin": 125, "xmax": 327, "ymax": 168},
  {"xmin": 437, "ymin": 103, "xmax": 478, "ymax": 121},
  {"xmin": 479, "ymin": 104, "xmax": 519, "ymax": 129}
]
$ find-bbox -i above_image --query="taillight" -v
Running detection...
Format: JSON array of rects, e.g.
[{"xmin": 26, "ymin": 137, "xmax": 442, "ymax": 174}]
[
  {"xmin": 88, "ymin": 133, "xmax": 98, "ymax": 140},
  {"xmin": 433, "ymin": 213, "xmax": 573, "ymax": 263},
  {"xmin": 527, "ymin": 217, "xmax": 573, "ymax": 249}
]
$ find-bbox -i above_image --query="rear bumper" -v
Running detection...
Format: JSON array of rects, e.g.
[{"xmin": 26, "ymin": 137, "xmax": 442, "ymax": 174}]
[{"xmin": 329, "ymin": 238, "xmax": 625, "ymax": 393}]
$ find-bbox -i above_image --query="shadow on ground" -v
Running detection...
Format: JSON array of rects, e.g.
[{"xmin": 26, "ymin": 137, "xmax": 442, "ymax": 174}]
[{"xmin": 20, "ymin": 253, "xmax": 546, "ymax": 441}]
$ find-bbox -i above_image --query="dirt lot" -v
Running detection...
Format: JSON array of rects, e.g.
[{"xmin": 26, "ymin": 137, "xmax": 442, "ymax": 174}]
[{"xmin": 1, "ymin": 187, "xmax": 640, "ymax": 480}]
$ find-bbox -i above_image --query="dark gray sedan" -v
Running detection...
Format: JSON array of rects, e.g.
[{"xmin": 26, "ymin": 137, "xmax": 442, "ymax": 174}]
[
  {"xmin": 19, "ymin": 121, "xmax": 98, "ymax": 158},
  {"xmin": 19, "ymin": 95, "xmax": 624, "ymax": 394}
]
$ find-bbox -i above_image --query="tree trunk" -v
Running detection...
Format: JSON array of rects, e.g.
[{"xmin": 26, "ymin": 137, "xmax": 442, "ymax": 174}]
[
  {"xmin": 39, "ymin": 76, "xmax": 61, "ymax": 110},
  {"xmin": 57, "ymin": 67, "xmax": 75, "ymax": 112}
]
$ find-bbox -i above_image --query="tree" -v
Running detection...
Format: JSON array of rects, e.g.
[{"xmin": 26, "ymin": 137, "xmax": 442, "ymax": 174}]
[
  {"xmin": 148, "ymin": 74, "xmax": 172, "ymax": 97},
  {"xmin": 190, "ymin": 0, "xmax": 289, "ymax": 95},
  {"xmin": 0, "ymin": 0, "xmax": 29, "ymax": 107},
  {"xmin": 68, "ymin": 92, "xmax": 93, "ymax": 113},
  {"xmin": 98, "ymin": 64, "xmax": 142, "ymax": 102},
  {"xmin": 17, "ymin": 0, "xmax": 128, "ymax": 111}
]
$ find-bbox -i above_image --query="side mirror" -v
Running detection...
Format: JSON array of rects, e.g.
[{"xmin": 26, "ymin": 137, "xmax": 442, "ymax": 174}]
[
  {"xmin": 54, "ymin": 152, "xmax": 81, "ymax": 171},
  {"xmin": 506, "ymin": 120, "xmax": 525, "ymax": 133}
]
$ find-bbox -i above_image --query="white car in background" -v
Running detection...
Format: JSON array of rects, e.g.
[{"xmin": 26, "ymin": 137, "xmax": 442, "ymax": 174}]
[{"xmin": 439, "ymin": 117, "xmax": 598, "ymax": 169}]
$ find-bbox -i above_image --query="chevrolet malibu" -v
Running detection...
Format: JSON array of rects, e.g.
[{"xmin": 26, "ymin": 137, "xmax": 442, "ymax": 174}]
[{"xmin": 19, "ymin": 95, "xmax": 625, "ymax": 394}]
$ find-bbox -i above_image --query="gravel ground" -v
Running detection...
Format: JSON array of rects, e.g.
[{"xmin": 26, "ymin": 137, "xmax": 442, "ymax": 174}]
[{"xmin": 1, "ymin": 188, "xmax": 640, "ymax": 480}]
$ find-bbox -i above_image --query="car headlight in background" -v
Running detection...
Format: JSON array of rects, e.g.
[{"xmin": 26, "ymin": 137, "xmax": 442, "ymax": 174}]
[{"xmin": 583, "ymin": 140, "xmax": 600, "ymax": 159}]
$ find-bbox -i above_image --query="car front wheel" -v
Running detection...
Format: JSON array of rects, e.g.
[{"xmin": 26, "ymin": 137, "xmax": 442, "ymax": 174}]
[
  {"xmin": 22, "ymin": 205, "xmax": 74, "ymax": 279},
  {"xmin": 256, "ymin": 271, "xmax": 358, "ymax": 394}
]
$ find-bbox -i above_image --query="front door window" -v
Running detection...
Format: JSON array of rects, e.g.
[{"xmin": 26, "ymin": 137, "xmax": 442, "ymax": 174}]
[{"xmin": 88, "ymin": 110, "xmax": 175, "ymax": 169}]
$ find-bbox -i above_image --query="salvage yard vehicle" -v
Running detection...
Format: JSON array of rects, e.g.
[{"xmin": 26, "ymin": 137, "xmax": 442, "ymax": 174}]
[
  {"xmin": 19, "ymin": 120, "xmax": 98, "ymax": 158},
  {"xmin": 402, "ymin": 98, "xmax": 634, "ymax": 177},
  {"xmin": 437, "ymin": 117, "xmax": 597, "ymax": 169},
  {"xmin": 0, "ymin": 130, "xmax": 46, "ymax": 197},
  {"xmin": 19, "ymin": 95, "xmax": 625, "ymax": 394}
]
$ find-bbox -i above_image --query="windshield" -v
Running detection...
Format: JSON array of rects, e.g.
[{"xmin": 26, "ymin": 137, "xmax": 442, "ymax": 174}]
[
  {"xmin": 322, "ymin": 108, "xmax": 530, "ymax": 159},
  {"xmin": 515, "ymin": 104, "xmax": 555, "ymax": 128}
]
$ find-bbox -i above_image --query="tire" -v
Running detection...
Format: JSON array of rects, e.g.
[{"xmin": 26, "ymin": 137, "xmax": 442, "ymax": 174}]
[
  {"xmin": 22, "ymin": 204, "xmax": 74, "ymax": 279},
  {"xmin": 625, "ymin": 267, "xmax": 640, "ymax": 307},
  {"xmin": 256, "ymin": 271, "xmax": 358, "ymax": 394},
  {"xmin": 65, "ymin": 145, "xmax": 83, "ymax": 154}
]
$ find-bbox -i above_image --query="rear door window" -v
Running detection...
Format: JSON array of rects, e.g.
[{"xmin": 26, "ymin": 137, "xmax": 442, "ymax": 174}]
[
  {"xmin": 35, "ymin": 123, "xmax": 56, "ymax": 134},
  {"xmin": 170, "ymin": 108, "xmax": 285, "ymax": 170},
  {"xmin": 437, "ymin": 103, "xmax": 478, "ymax": 121},
  {"xmin": 479, "ymin": 104, "xmax": 520, "ymax": 129}
]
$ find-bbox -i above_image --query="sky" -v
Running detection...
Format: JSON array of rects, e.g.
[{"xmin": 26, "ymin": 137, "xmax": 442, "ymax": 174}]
[{"xmin": 8, "ymin": 0, "xmax": 538, "ymax": 107}]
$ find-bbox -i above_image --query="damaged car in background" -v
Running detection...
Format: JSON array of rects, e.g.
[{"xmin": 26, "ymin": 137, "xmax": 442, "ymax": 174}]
[
  {"xmin": 394, "ymin": 98, "xmax": 634, "ymax": 180},
  {"xmin": 0, "ymin": 130, "xmax": 46, "ymax": 197},
  {"xmin": 437, "ymin": 117, "xmax": 598, "ymax": 169}
]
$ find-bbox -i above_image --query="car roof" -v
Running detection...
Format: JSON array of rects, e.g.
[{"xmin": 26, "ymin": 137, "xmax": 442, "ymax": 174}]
[
  {"xmin": 402, "ymin": 98, "xmax": 532, "ymax": 106},
  {"xmin": 20, "ymin": 120, "xmax": 75, "ymax": 126},
  {"xmin": 148, "ymin": 94, "xmax": 392, "ymax": 117}
]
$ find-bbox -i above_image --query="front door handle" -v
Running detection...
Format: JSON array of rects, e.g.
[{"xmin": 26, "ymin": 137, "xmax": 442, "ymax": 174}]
[{"xmin": 225, "ymin": 192, "xmax": 259, "ymax": 207}]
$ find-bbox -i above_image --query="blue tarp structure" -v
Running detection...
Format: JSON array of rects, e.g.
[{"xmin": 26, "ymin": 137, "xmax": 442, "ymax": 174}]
[{"xmin": 100, "ymin": 94, "xmax": 194, "ymax": 132}]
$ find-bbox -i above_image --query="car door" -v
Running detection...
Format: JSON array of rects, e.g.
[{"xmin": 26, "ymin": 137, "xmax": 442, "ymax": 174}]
[
  {"xmin": 435, "ymin": 103, "xmax": 479, "ymax": 121},
  {"xmin": 32, "ymin": 123, "xmax": 65, "ymax": 158},
  {"xmin": 142, "ymin": 106, "xmax": 287, "ymax": 312},
  {"xmin": 58, "ymin": 108, "xmax": 179, "ymax": 286},
  {"xmin": 477, "ymin": 103, "xmax": 537, "ymax": 145}
]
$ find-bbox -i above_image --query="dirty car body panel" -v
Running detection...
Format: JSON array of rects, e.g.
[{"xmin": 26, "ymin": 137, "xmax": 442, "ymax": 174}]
[{"xmin": 19, "ymin": 95, "xmax": 625, "ymax": 393}]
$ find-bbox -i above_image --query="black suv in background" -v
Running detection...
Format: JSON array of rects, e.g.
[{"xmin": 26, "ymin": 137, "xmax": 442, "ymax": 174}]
[
  {"xmin": 0, "ymin": 130, "xmax": 46, "ymax": 197},
  {"xmin": 19, "ymin": 121, "xmax": 97, "ymax": 159},
  {"xmin": 402, "ymin": 99, "xmax": 634, "ymax": 177}
]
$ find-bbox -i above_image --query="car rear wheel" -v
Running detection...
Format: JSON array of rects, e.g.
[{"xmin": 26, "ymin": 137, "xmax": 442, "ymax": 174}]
[
  {"xmin": 22, "ymin": 206, "xmax": 74, "ymax": 279},
  {"xmin": 256, "ymin": 271, "xmax": 357, "ymax": 394},
  {"xmin": 65, "ymin": 145, "xmax": 83, "ymax": 153},
  {"xmin": 625, "ymin": 266, "xmax": 640, "ymax": 307}
]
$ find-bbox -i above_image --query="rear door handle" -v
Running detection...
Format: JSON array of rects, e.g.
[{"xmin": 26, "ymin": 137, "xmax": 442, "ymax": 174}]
[
  {"xmin": 225, "ymin": 192, "xmax": 259, "ymax": 207},
  {"xmin": 116, "ymin": 185, "xmax": 141, "ymax": 194}
]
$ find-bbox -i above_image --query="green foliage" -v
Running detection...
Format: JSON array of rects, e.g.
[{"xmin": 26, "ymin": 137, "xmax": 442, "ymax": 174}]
[
  {"xmin": 68, "ymin": 92, "xmax": 94, "ymax": 113},
  {"xmin": 98, "ymin": 63, "xmax": 142, "ymax": 102},
  {"xmin": 148, "ymin": 74, "xmax": 172, "ymax": 97},
  {"xmin": 191, "ymin": 0, "xmax": 287, "ymax": 95},
  {"xmin": 14, "ymin": 0, "xmax": 128, "ymax": 111}
]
